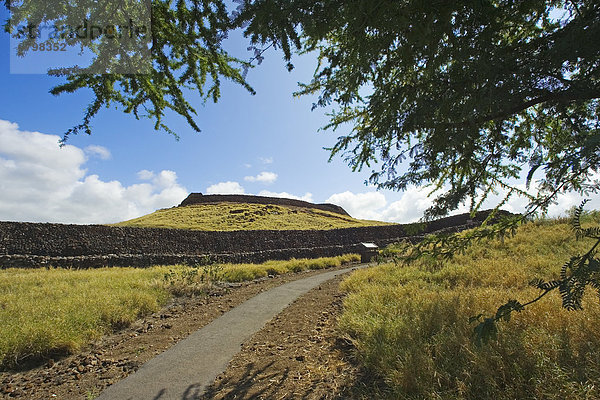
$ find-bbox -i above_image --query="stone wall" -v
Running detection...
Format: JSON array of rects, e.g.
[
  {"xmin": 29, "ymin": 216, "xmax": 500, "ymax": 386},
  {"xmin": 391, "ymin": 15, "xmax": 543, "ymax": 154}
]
[
  {"xmin": 0, "ymin": 245, "xmax": 362, "ymax": 269},
  {"xmin": 178, "ymin": 193, "xmax": 351, "ymax": 216},
  {"xmin": 0, "ymin": 210, "xmax": 505, "ymax": 269}
]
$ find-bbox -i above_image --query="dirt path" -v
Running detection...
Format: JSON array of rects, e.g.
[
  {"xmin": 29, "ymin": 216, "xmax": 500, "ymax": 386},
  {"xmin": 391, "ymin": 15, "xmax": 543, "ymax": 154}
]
[
  {"xmin": 96, "ymin": 265, "xmax": 365, "ymax": 400},
  {"xmin": 0, "ymin": 263, "xmax": 365, "ymax": 399},
  {"xmin": 200, "ymin": 273, "xmax": 364, "ymax": 400}
]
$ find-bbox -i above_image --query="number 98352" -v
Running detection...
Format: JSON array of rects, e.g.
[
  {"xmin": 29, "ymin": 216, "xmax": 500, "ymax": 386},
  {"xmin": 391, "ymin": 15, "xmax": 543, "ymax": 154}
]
[{"xmin": 32, "ymin": 42, "xmax": 67, "ymax": 52}]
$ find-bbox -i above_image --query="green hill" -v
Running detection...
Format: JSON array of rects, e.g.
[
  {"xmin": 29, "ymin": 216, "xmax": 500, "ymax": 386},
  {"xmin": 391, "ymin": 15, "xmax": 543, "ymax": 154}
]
[{"xmin": 113, "ymin": 202, "xmax": 393, "ymax": 231}]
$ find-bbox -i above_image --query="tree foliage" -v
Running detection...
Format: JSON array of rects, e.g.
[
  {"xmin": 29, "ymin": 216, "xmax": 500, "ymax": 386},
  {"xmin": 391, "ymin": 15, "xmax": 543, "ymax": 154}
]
[
  {"xmin": 238, "ymin": 0, "xmax": 600, "ymax": 344},
  {"xmin": 5, "ymin": 1, "xmax": 599, "ymax": 210},
  {"xmin": 240, "ymin": 0, "xmax": 600, "ymax": 219},
  {"xmin": 4, "ymin": 0, "xmax": 253, "ymax": 140}
]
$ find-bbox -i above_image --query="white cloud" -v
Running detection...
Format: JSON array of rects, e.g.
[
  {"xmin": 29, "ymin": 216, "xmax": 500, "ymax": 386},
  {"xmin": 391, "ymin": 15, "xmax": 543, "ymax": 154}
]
[
  {"xmin": 206, "ymin": 181, "xmax": 246, "ymax": 194},
  {"xmin": 137, "ymin": 169, "xmax": 154, "ymax": 180},
  {"xmin": 84, "ymin": 145, "xmax": 111, "ymax": 160},
  {"xmin": 374, "ymin": 187, "xmax": 471, "ymax": 223},
  {"xmin": 258, "ymin": 190, "xmax": 314, "ymax": 203},
  {"xmin": 478, "ymin": 176, "xmax": 600, "ymax": 218},
  {"xmin": 153, "ymin": 170, "xmax": 178, "ymax": 189},
  {"xmin": 326, "ymin": 191, "xmax": 388, "ymax": 220},
  {"xmin": 259, "ymin": 157, "xmax": 273, "ymax": 164},
  {"xmin": 379, "ymin": 187, "xmax": 437, "ymax": 223},
  {"xmin": 326, "ymin": 182, "xmax": 600, "ymax": 223},
  {"xmin": 135, "ymin": 169, "xmax": 180, "ymax": 190},
  {"xmin": 0, "ymin": 120, "xmax": 188, "ymax": 224},
  {"xmin": 244, "ymin": 171, "xmax": 278, "ymax": 184}
]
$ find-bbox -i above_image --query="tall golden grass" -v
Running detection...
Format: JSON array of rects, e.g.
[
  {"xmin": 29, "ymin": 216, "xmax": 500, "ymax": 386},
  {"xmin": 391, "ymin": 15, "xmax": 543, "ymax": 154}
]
[
  {"xmin": 339, "ymin": 217, "xmax": 600, "ymax": 399},
  {"xmin": 0, "ymin": 254, "xmax": 359, "ymax": 369}
]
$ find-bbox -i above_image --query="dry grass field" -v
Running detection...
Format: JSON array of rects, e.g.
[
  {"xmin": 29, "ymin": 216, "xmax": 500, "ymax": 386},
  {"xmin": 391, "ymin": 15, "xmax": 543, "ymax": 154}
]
[
  {"xmin": 339, "ymin": 214, "xmax": 600, "ymax": 399},
  {"xmin": 0, "ymin": 254, "xmax": 359, "ymax": 370}
]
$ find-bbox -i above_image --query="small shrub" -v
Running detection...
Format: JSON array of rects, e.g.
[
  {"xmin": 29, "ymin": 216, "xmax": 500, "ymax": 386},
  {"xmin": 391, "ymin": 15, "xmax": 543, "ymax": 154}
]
[
  {"xmin": 287, "ymin": 259, "xmax": 308, "ymax": 272},
  {"xmin": 162, "ymin": 264, "xmax": 205, "ymax": 296},
  {"xmin": 221, "ymin": 264, "xmax": 269, "ymax": 282}
]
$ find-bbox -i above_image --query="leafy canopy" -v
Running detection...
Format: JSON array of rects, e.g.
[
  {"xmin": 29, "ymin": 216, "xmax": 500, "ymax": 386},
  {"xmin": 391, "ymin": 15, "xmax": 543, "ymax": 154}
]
[
  {"xmin": 4, "ymin": 0, "xmax": 254, "ymax": 139},
  {"xmin": 237, "ymin": 0, "xmax": 600, "ymax": 341},
  {"xmin": 240, "ymin": 0, "xmax": 600, "ymax": 218}
]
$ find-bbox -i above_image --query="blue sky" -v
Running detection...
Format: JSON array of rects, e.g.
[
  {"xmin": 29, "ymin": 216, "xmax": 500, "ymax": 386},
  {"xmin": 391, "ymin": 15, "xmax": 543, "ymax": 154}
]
[{"xmin": 0, "ymin": 5, "xmax": 594, "ymax": 224}]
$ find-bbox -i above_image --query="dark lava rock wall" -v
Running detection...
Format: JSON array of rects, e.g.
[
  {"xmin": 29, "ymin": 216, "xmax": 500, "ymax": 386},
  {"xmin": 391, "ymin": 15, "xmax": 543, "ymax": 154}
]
[
  {"xmin": 0, "ymin": 210, "xmax": 505, "ymax": 269},
  {"xmin": 178, "ymin": 193, "xmax": 351, "ymax": 217}
]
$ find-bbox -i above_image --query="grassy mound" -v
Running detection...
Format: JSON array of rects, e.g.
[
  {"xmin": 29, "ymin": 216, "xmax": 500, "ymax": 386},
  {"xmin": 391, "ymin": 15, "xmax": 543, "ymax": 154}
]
[
  {"xmin": 0, "ymin": 254, "xmax": 359, "ymax": 370},
  {"xmin": 113, "ymin": 203, "xmax": 392, "ymax": 231},
  {"xmin": 339, "ymin": 215, "xmax": 600, "ymax": 399}
]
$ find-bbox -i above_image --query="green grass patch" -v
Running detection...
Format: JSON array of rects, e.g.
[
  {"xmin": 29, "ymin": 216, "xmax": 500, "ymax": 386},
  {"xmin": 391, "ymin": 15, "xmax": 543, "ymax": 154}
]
[
  {"xmin": 0, "ymin": 267, "xmax": 169, "ymax": 370},
  {"xmin": 218, "ymin": 254, "xmax": 360, "ymax": 282},
  {"xmin": 339, "ymin": 217, "xmax": 600, "ymax": 399},
  {"xmin": 0, "ymin": 254, "xmax": 359, "ymax": 370},
  {"xmin": 113, "ymin": 203, "xmax": 391, "ymax": 231}
]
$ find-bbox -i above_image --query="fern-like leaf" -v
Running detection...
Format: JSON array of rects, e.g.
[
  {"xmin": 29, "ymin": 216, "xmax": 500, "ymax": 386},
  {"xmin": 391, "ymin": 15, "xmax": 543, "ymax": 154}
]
[
  {"xmin": 572, "ymin": 199, "xmax": 589, "ymax": 239},
  {"xmin": 529, "ymin": 278, "xmax": 544, "ymax": 288},
  {"xmin": 559, "ymin": 280, "xmax": 584, "ymax": 311},
  {"xmin": 473, "ymin": 318, "xmax": 498, "ymax": 346},
  {"xmin": 529, "ymin": 278, "xmax": 561, "ymax": 291},
  {"xmin": 560, "ymin": 257, "xmax": 578, "ymax": 280},
  {"xmin": 581, "ymin": 227, "xmax": 600, "ymax": 239}
]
